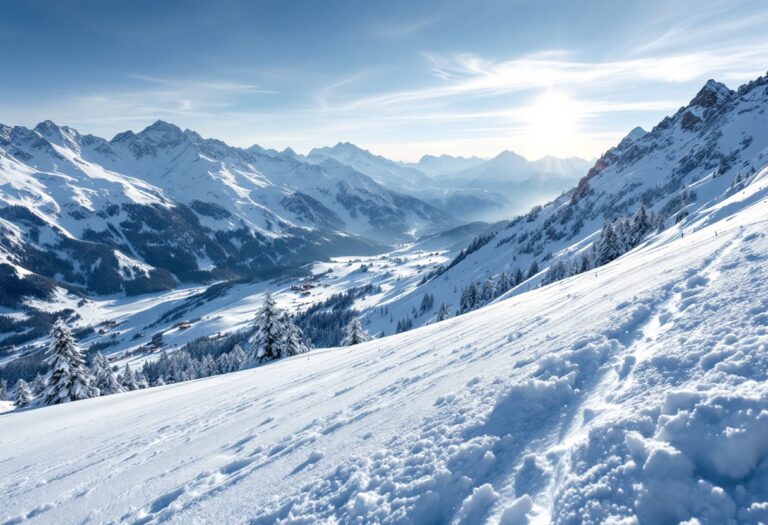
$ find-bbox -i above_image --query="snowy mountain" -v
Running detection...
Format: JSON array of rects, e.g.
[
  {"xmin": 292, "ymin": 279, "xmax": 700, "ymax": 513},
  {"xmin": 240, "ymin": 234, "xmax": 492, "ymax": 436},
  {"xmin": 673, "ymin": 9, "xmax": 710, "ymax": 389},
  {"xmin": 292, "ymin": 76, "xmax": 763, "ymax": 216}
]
[
  {"xmin": 0, "ymin": 121, "xmax": 455, "ymax": 310},
  {"xmin": 306, "ymin": 142, "xmax": 434, "ymax": 194},
  {"xmin": 364, "ymin": 74, "xmax": 768, "ymax": 336},
  {"xmin": 2, "ymin": 131, "xmax": 768, "ymax": 523},
  {"xmin": 407, "ymin": 153, "xmax": 487, "ymax": 177},
  {"xmin": 436, "ymin": 150, "xmax": 592, "ymax": 215},
  {"xmin": 304, "ymin": 142, "xmax": 509, "ymax": 222},
  {"xmin": 305, "ymin": 142, "xmax": 588, "ymax": 222}
]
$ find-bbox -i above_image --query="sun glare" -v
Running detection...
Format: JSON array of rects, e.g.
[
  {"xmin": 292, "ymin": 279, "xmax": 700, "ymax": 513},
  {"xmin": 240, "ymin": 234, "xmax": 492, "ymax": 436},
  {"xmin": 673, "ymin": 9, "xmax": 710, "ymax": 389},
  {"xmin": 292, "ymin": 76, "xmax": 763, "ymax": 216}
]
[{"xmin": 524, "ymin": 90, "xmax": 584, "ymax": 154}]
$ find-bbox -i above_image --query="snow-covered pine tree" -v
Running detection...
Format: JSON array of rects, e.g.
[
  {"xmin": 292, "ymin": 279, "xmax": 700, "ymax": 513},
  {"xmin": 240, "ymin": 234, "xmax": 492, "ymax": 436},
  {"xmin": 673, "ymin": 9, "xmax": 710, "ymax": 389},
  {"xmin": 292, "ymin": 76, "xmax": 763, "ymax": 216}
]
[
  {"xmin": 513, "ymin": 267, "xmax": 524, "ymax": 285},
  {"xmin": 596, "ymin": 221, "xmax": 621, "ymax": 265},
  {"xmin": 543, "ymin": 260, "xmax": 569, "ymax": 285},
  {"xmin": 202, "ymin": 354, "xmax": 218, "ymax": 377},
  {"xmin": 419, "ymin": 293, "xmax": 434, "ymax": 314},
  {"xmin": 436, "ymin": 302, "xmax": 450, "ymax": 322},
  {"xmin": 480, "ymin": 279, "xmax": 495, "ymax": 304},
  {"xmin": 395, "ymin": 317, "xmax": 413, "ymax": 333},
  {"xmin": 134, "ymin": 370, "xmax": 149, "ymax": 389},
  {"xmin": 14, "ymin": 378, "xmax": 33, "ymax": 408},
  {"xmin": 248, "ymin": 293, "xmax": 287, "ymax": 364},
  {"xmin": 282, "ymin": 317, "xmax": 309, "ymax": 357},
  {"xmin": 341, "ymin": 317, "xmax": 370, "ymax": 346},
  {"xmin": 43, "ymin": 319, "xmax": 98, "ymax": 405},
  {"xmin": 527, "ymin": 260, "xmax": 539, "ymax": 279},
  {"xmin": 631, "ymin": 204, "xmax": 652, "ymax": 245},
  {"xmin": 90, "ymin": 351, "xmax": 124, "ymax": 395},
  {"xmin": 615, "ymin": 218, "xmax": 632, "ymax": 252},
  {"xmin": 496, "ymin": 272, "xmax": 511, "ymax": 296},
  {"xmin": 459, "ymin": 282, "xmax": 479, "ymax": 313},
  {"xmin": 121, "ymin": 363, "xmax": 139, "ymax": 391},
  {"xmin": 217, "ymin": 352, "xmax": 232, "ymax": 373},
  {"xmin": 0, "ymin": 379, "xmax": 7, "ymax": 400},
  {"xmin": 575, "ymin": 252, "xmax": 592, "ymax": 275},
  {"xmin": 32, "ymin": 374, "xmax": 46, "ymax": 396},
  {"xmin": 230, "ymin": 344, "xmax": 247, "ymax": 370}
]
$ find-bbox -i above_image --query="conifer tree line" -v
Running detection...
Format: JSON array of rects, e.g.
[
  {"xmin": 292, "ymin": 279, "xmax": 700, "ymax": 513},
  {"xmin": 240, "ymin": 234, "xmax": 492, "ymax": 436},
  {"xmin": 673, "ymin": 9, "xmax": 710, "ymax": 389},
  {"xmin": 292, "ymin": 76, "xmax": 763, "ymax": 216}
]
[
  {"xmin": 456, "ymin": 204, "xmax": 656, "ymax": 316},
  {"xmin": 1, "ymin": 293, "xmax": 313, "ymax": 410},
  {"xmin": 541, "ymin": 203, "xmax": 655, "ymax": 285}
]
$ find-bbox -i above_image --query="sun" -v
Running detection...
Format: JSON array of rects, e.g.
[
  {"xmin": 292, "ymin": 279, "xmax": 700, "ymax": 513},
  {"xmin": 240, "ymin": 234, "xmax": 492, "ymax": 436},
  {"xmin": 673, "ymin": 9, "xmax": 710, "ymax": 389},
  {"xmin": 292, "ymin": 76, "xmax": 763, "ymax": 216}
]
[{"xmin": 524, "ymin": 90, "xmax": 584, "ymax": 154}]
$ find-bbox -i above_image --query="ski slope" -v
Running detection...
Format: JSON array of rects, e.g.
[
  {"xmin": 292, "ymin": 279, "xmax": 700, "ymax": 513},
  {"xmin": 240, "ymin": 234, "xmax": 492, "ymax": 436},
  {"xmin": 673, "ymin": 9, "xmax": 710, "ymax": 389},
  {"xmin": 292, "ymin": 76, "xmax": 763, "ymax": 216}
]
[{"xmin": 2, "ymin": 171, "xmax": 768, "ymax": 523}]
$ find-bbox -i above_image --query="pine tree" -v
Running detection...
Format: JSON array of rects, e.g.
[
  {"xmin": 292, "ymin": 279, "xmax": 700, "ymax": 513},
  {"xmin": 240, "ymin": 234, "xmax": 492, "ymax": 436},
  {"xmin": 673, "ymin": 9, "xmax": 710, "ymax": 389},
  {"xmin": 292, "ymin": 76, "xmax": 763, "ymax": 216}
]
[
  {"xmin": 480, "ymin": 279, "xmax": 495, "ymax": 304},
  {"xmin": 596, "ymin": 221, "xmax": 621, "ymax": 265},
  {"xmin": 0, "ymin": 379, "xmax": 7, "ymax": 401},
  {"xmin": 496, "ymin": 272, "xmax": 511, "ymax": 296},
  {"xmin": 341, "ymin": 317, "xmax": 370, "ymax": 346},
  {"xmin": 32, "ymin": 374, "xmax": 46, "ymax": 396},
  {"xmin": 217, "ymin": 353, "xmax": 232, "ymax": 373},
  {"xmin": 282, "ymin": 319, "xmax": 309, "ymax": 357},
  {"xmin": 90, "ymin": 352, "xmax": 124, "ymax": 395},
  {"xmin": 121, "ymin": 363, "xmax": 139, "ymax": 391},
  {"xmin": 436, "ymin": 302, "xmax": 450, "ymax": 322},
  {"xmin": 615, "ymin": 218, "xmax": 632, "ymax": 252},
  {"xmin": 460, "ymin": 282, "xmax": 479, "ymax": 313},
  {"xmin": 14, "ymin": 379, "xmax": 33, "ymax": 408},
  {"xmin": 631, "ymin": 204, "xmax": 652, "ymax": 245},
  {"xmin": 543, "ymin": 260, "xmax": 569, "ymax": 285},
  {"xmin": 419, "ymin": 293, "xmax": 434, "ymax": 314},
  {"xmin": 134, "ymin": 370, "xmax": 149, "ymax": 389},
  {"xmin": 576, "ymin": 252, "xmax": 592, "ymax": 274},
  {"xmin": 395, "ymin": 317, "xmax": 413, "ymax": 333},
  {"xmin": 513, "ymin": 267, "xmax": 524, "ymax": 285},
  {"xmin": 230, "ymin": 344, "xmax": 247, "ymax": 370},
  {"xmin": 248, "ymin": 293, "xmax": 287, "ymax": 363},
  {"xmin": 44, "ymin": 319, "xmax": 98, "ymax": 405},
  {"xmin": 201, "ymin": 354, "xmax": 218, "ymax": 377},
  {"xmin": 527, "ymin": 260, "xmax": 539, "ymax": 279}
]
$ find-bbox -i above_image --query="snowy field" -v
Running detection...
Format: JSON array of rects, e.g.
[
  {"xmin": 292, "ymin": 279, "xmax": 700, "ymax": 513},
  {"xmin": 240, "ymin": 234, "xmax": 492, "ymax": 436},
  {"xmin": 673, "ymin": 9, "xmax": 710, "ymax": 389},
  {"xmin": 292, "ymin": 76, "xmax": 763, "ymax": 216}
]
[{"xmin": 1, "ymin": 168, "xmax": 768, "ymax": 523}]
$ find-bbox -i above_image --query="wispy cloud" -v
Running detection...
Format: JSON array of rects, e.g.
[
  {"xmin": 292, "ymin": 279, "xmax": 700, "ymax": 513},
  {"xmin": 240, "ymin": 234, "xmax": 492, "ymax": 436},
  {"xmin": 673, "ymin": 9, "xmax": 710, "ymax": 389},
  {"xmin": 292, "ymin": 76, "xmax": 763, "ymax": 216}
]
[
  {"xmin": 127, "ymin": 74, "xmax": 278, "ymax": 95},
  {"xmin": 320, "ymin": 45, "xmax": 768, "ymax": 113}
]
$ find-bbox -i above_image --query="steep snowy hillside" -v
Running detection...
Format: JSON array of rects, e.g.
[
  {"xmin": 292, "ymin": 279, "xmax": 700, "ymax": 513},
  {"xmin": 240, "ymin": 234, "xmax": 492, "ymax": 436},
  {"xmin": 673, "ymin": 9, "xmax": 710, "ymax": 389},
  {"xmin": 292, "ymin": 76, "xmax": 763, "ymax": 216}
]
[
  {"xmin": 367, "ymin": 74, "xmax": 768, "ymax": 335},
  {"xmin": 2, "ymin": 153, "xmax": 767, "ymax": 524}
]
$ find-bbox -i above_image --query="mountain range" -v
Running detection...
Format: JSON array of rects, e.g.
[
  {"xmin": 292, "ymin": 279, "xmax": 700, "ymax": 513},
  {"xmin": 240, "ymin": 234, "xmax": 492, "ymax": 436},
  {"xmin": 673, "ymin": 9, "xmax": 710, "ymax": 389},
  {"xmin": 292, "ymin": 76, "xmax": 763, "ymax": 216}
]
[{"xmin": 367, "ymin": 75, "xmax": 768, "ymax": 334}]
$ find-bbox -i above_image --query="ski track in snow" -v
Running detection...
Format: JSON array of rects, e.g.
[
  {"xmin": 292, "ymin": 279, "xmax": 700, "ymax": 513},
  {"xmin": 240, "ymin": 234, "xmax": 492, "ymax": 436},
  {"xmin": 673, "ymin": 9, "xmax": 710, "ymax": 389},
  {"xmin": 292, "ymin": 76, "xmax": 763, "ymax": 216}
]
[{"xmin": 2, "ymin": 184, "xmax": 768, "ymax": 523}]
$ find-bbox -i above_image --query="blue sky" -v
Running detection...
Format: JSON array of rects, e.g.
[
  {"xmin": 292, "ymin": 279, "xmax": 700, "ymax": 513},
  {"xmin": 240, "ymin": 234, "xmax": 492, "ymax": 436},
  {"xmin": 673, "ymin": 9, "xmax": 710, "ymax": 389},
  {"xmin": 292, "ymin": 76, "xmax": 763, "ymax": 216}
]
[{"xmin": 1, "ymin": 0, "xmax": 767, "ymax": 161}]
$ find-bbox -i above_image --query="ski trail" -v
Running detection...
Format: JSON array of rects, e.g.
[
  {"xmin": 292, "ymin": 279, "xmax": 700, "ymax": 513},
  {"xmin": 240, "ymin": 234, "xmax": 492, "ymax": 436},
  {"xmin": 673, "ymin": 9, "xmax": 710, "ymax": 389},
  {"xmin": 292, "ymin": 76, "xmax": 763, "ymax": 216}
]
[{"xmin": 524, "ymin": 233, "xmax": 742, "ymax": 524}]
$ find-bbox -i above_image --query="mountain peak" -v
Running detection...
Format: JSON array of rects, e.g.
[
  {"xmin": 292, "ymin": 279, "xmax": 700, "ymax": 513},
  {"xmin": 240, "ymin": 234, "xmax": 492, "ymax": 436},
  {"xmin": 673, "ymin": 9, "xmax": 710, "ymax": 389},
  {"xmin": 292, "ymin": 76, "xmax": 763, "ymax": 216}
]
[
  {"xmin": 33, "ymin": 120, "xmax": 80, "ymax": 148},
  {"xmin": 34, "ymin": 120, "xmax": 62, "ymax": 133},
  {"xmin": 142, "ymin": 120, "xmax": 185, "ymax": 136},
  {"xmin": 689, "ymin": 79, "xmax": 732, "ymax": 109}
]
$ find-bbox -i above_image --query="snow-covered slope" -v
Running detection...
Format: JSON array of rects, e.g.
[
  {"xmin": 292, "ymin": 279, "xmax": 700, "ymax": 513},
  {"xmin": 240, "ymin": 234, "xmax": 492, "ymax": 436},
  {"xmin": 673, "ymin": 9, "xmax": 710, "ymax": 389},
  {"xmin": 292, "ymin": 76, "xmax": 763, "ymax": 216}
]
[
  {"xmin": 2, "ymin": 151, "xmax": 768, "ymax": 523},
  {"xmin": 368, "ymin": 75, "xmax": 768, "ymax": 335}
]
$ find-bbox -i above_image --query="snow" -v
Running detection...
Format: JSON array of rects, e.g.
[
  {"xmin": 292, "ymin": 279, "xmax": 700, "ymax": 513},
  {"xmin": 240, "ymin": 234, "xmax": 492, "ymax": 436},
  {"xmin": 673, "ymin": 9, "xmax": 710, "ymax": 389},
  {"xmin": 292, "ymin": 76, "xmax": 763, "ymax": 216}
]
[{"xmin": 2, "ymin": 160, "xmax": 768, "ymax": 523}]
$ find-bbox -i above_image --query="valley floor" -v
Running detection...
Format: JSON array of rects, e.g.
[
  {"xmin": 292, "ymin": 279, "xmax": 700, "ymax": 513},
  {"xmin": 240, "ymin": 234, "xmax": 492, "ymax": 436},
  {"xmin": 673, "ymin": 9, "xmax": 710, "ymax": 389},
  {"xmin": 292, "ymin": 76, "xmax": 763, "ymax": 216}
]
[{"xmin": 2, "ymin": 180, "xmax": 768, "ymax": 524}]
